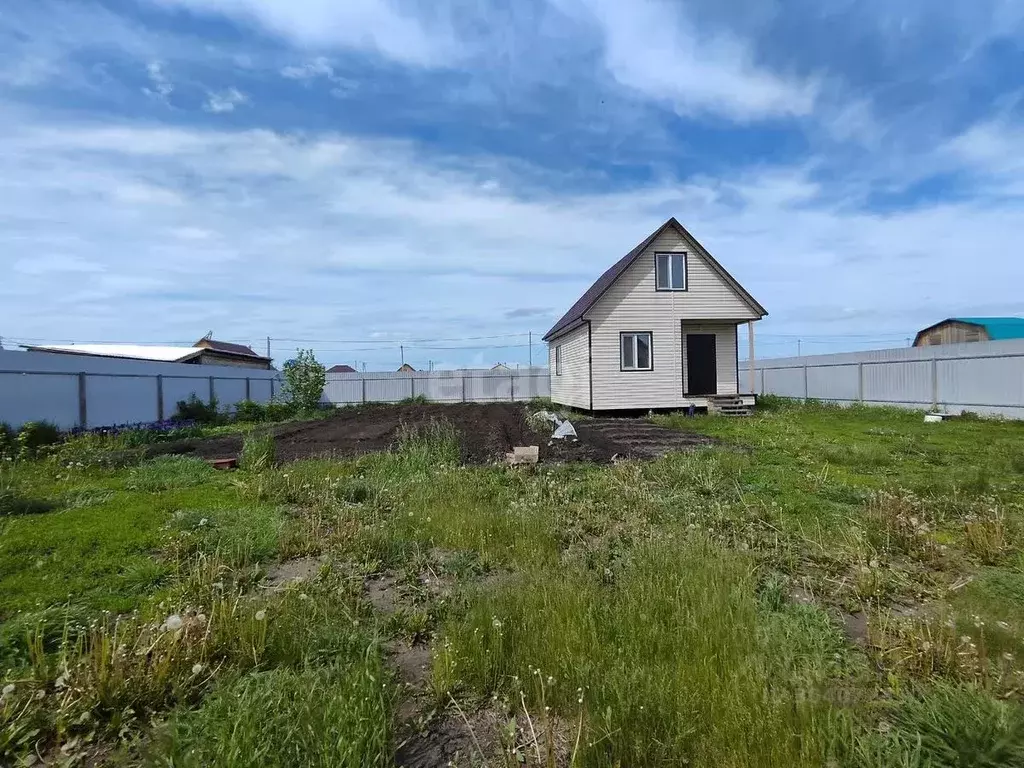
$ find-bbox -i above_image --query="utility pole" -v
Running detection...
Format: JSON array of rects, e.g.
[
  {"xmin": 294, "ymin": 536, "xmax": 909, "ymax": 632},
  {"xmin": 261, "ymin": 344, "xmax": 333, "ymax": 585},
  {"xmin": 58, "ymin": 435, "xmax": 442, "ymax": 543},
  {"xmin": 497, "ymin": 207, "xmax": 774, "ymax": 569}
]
[
  {"xmin": 797, "ymin": 339, "xmax": 802, "ymax": 356},
  {"xmin": 266, "ymin": 336, "xmax": 271, "ymax": 358},
  {"xmin": 528, "ymin": 331, "xmax": 532, "ymax": 368},
  {"xmin": 400, "ymin": 345, "xmax": 405, "ymax": 366}
]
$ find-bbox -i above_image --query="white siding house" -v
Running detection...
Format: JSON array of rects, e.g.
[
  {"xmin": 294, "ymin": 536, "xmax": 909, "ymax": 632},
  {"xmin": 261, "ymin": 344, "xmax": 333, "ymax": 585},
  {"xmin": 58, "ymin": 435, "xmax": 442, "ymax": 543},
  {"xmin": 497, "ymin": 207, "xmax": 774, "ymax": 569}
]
[{"xmin": 544, "ymin": 218, "xmax": 767, "ymax": 411}]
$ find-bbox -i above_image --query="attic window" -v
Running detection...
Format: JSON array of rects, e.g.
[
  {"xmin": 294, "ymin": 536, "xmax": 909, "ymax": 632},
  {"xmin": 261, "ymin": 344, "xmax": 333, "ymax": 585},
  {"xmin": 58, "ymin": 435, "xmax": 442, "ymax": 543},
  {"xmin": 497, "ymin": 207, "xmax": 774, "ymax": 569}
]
[{"xmin": 655, "ymin": 253, "xmax": 686, "ymax": 291}]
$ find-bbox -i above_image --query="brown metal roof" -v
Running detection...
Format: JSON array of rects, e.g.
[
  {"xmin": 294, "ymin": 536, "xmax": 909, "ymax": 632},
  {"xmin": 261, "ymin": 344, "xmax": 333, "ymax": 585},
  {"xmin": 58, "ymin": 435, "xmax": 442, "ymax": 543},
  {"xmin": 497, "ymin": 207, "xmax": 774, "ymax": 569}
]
[
  {"xmin": 542, "ymin": 217, "xmax": 767, "ymax": 341},
  {"xmin": 194, "ymin": 338, "xmax": 270, "ymax": 360},
  {"xmin": 328, "ymin": 364, "xmax": 357, "ymax": 373}
]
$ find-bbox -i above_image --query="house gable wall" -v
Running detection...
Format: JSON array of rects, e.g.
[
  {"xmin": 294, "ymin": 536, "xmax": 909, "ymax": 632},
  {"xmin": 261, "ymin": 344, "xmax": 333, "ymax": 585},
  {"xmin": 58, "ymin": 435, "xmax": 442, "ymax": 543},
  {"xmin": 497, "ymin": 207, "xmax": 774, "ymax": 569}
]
[{"xmin": 585, "ymin": 227, "xmax": 752, "ymax": 409}]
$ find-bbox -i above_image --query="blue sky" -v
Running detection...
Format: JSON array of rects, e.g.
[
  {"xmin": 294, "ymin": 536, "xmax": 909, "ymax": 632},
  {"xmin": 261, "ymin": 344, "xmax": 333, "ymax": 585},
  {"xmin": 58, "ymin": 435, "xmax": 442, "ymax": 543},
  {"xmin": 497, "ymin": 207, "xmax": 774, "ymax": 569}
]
[{"xmin": 1, "ymin": 0, "xmax": 1023, "ymax": 369}]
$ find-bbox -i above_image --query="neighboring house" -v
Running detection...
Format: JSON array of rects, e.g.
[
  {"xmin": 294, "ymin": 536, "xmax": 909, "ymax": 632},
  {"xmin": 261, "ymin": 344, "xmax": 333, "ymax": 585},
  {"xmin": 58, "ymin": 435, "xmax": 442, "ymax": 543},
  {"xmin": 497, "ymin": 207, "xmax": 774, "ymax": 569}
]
[
  {"xmin": 397, "ymin": 363, "xmax": 416, "ymax": 372},
  {"xmin": 913, "ymin": 318, "xmax": 1024, "ymax": 347},
  {"xmin": 23, "ymin": 337, "xmax": 274, "ymax": 369},
  {"xmin": 543, "ymin": 217, "xmax": 767, "ymax": 411},
  {"xmin": 328, "ymin": 364, "xmax": 357, "ymax": 373},
  {"xmin": 491, "ymin": 363, "xmax": 511, "ymax": 371}
]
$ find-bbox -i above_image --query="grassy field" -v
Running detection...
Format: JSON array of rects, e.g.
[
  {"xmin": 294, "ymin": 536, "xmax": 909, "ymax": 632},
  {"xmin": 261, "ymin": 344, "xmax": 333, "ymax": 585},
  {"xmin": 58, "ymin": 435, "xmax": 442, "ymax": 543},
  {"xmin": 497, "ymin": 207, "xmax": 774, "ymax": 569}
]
[{"xmin": 3, "ymin": 399, "xmax": 1024, "ymax": 766}]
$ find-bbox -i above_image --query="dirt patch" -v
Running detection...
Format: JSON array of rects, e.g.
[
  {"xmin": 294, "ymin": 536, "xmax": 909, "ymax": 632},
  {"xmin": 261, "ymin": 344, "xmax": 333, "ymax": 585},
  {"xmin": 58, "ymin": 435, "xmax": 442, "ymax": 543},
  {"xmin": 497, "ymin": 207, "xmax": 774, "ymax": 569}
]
[
  {"xmin": 263, "ymin": 555, "xmax": 325, "ymax": 590},
  {"xmin": 366, "ymin": 574, "xmax": 403, "ymax": 614},
  {"xmin": 150, "ymin": 403, "xmax": 716, "ymax": 466}
]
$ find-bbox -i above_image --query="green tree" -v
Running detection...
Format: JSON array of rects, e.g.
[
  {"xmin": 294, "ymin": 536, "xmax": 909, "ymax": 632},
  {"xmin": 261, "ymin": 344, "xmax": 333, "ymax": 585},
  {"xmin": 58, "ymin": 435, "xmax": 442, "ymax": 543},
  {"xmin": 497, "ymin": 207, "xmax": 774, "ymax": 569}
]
[{"xmin": 282, "ymin": 349, "xmax": 326, "ymax": 413}]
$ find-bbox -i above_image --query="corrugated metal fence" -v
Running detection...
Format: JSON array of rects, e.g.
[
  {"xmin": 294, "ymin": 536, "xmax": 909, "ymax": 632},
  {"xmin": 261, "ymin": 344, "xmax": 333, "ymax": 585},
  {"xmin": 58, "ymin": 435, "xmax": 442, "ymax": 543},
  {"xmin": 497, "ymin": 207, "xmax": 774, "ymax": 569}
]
[
  {"xmin": 322, "ymin": 368, "xmax": 550, "ymax": 405},
  {"xmin": 0, "ymin": 349, "xmax": 283, "ymax": 430},
  {"xmin": 0, "ymin": 351, "xmax": 551, "ymax": 430},
  {"xmin": 741, "ymin": 339, "xmax": 1024, "ymax": 419}
]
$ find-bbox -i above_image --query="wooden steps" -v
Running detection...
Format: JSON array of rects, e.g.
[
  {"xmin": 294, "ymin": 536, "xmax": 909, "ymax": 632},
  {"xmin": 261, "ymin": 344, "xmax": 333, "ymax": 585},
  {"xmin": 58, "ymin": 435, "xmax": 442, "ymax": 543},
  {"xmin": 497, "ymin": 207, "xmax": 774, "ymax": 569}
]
[{"xmin": 706, "ymin": 396, "xmax": 753, "ymax": 417}]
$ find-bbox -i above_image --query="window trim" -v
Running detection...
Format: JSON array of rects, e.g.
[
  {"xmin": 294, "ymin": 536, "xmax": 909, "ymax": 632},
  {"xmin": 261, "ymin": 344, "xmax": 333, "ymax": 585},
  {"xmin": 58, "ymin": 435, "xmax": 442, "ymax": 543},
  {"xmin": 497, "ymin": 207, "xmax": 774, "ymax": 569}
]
[
  {"xmin": 654, "ymin": 252, "xmax": 688, "ymax": 292},
  {"xmin": 619, "ymin": 331, "xmax": 654, "ymax": 372},
  {"xmin": 554, "ymin": 344, "xmax": 563, "ymax": 376}
]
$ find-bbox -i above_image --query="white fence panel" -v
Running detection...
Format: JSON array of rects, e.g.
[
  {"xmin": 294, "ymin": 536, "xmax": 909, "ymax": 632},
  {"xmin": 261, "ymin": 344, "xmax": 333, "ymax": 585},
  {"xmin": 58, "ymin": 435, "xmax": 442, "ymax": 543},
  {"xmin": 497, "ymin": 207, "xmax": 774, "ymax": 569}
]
[
  {"xmin": 742, "ymin": 338, "xmax": 1024, "ymax": 419},
  {"xmin": 213, "ymin": 378, "xmax": 248, "ymax": 412},
  {"xmin": 864, "ymin": 361, "xmax": 932, "ymax": 405},
  {"xmin": 0, "ymin": 373, "xmax": 80, "ymax": 429},
  {"xmin": 162, "ymin": 376, "xmax": 211, "ymax": 418},
  {"xmin": 807, "ymin": 364, "xmax": 859, "ymax": 401},
  {"xmin": 764, "ymin": 366, "xmax": 805, "ymax": 398},
  {"xmin": 322, "ymin": 369, "xmax": 549, "ymax": 407},
  {"xmin": 86, "ymin": 376, "xmax": 157, "ymax": 428}
]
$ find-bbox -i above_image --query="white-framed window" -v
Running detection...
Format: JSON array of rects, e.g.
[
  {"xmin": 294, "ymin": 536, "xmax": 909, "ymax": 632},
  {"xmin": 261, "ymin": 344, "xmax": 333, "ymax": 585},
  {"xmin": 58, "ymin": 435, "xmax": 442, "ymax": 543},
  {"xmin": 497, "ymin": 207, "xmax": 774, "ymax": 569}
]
[
  {"xmin": 620, "ymin": 332, "xmax": 653, "ymax": 371},
  {"xmin": 655, "ymin": 252, "xmax": 686, "ymax": 291},
  {"xmin": 554, "ymin": 345, "xmax": 563, "ymax": 375}
]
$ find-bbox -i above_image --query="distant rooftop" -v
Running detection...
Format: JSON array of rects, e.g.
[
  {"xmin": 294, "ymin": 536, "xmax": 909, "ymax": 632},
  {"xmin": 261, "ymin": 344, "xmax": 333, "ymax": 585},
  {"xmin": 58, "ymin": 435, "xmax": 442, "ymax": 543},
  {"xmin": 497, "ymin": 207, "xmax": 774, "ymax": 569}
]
[
  {"xmin": 952, "ymin": 317, "xmax": 1024, "ymax": 341},
  {"xmin": 22, "ymin": 344, "xmax": 202, "ymax": 363}
]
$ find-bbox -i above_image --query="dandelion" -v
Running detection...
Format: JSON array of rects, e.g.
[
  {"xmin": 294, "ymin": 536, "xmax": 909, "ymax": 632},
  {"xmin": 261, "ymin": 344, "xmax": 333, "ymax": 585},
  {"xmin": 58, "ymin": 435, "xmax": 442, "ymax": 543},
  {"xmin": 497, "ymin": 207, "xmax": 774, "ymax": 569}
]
[
  {"xmin": 54, "ymin": 675, "xmax": 68, "ymax": 690},
  {"xmin": 196, "ymin": 613, "xmax": 208, "ymax": 626},
  {"xmin": 198, "ymin": 518, "xmax": 208, "ymax": 527},
  {"xmin": 255, "ymin": 609, "xmax": 267, "ymax": 621},
  {"xmin": 163, "ymin": 614, "xmax": 184, "ymax": 632},
  {"xmin": 492, "ymin": 618, "xmax": 503, "ymax": 630},
  {"xmin": 192, "ymin": 663, "xmax": 204, "ymax": 675},
  {"xmin": 2, "ymin": 683, "xmax": 14, "ymax": 697}
]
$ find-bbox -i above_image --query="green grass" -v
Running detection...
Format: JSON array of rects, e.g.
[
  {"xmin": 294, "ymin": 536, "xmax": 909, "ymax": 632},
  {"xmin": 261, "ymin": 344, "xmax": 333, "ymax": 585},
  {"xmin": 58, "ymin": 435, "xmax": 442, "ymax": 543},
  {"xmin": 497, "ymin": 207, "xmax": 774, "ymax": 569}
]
[
  {"xmin": 4, "ymin": 402, "xmax": 1024, "ymax": 766},
  {"xmin": 153, "ymin": 661, "xmax": 391, "ymax": 768}
]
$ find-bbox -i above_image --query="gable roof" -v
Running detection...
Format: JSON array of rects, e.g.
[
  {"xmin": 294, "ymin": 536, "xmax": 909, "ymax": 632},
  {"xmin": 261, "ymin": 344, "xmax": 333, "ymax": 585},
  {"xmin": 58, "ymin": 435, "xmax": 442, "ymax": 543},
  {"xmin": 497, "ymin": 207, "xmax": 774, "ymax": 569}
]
[
  {"xmin": 916, "ymin": 317, "xmax": 1024, "ymax": 344},
  {"xmin": 194, "ymin": 337, "xmax": 268, "ymax": 359},
  {"xmin": 542, "ymin": 218, "xmax": 766, "ymax": 341},
  {"xmin": 328, "ymin": 364, "xmax": 357, "ymax": 373}
]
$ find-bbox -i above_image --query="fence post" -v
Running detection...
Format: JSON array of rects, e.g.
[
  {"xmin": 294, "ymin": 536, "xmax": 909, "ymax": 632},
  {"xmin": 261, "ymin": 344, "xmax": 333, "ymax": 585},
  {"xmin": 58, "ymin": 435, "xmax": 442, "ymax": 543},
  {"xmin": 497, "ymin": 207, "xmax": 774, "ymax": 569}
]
[
  {"xmin": 208, "ymin": 376, "xmax": 215, "ymax": 404},
  {"xmin": 410, "ymin": 377, "xmax": 416, "ymax": 400},
  {"xmin": 931, "ymin": 357, "xmax": 938, "ymax": 410},
  {"xmin": 77, "ymin": 373, "xmax": 88, "ymax": 428},
  {"xmin": 461, "ymin": 375, "xmax": 467, "ymax": 403},
  {"xmin": 245, "ymin": 377, "xmax": 251, "ymax": 401},
  {"xmin": 156, "ymin": 375, "xmax": 164, "ymax": 421},
  {"xmin": 857, "ymin": 363, "xmax": 864, "ymax": 403},
  {"xmin": 803, "ymin": 365, "xmax": 809, "ymax": 401},
  {"xmin": 270, "ymin": 378, "xmax": 275, "ymax": 400},
  {"xmin": 510, "ymin": 374, "xmax": 515, "ymax": 401},
  {"xmin": 361, "ymin": 377, "xmax": 367, "ymax": 404}
]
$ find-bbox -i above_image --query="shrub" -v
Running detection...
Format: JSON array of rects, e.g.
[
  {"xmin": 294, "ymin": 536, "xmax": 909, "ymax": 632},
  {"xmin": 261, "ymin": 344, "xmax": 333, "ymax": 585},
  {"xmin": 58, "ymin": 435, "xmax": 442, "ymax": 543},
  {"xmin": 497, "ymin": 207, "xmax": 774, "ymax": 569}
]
[
  {"xmin": 264, "ymin": 400, "xmax": 299, "ymax": 422},
  {"xmin": 173, "ymin": 394, "xmax": 221, "ymax": 425},
  {"xmin": 282, "ymin": 350, "xmax": 326, "ymax": 414},
  {"xmin": 240, "ymin": 432, "xmax": 276, "ymax": 472},
  {"xmin": 234, "ymin": 399, "xmax": 268, "ymax": 423},
  {"xmin": 16, "ymin": 421, "xmax": 62, "ymax": 457},
  {"xmin": 0, "ymin": 423, "xmax": 14, "ymax": 457}
]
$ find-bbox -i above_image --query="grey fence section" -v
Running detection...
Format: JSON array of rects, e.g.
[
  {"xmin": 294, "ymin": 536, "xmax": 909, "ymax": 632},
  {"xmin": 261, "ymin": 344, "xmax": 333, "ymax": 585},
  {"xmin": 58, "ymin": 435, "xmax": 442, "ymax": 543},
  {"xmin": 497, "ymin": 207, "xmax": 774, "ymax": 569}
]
[
  {"xmin": 740, "ymin": 339, "xmax": 1024, "ymax": 419},
  {"xmin": 0, "ymin": 349, "xmax": 283, "ymax": 430},
  {"xmin": 322, "ymin": 368, "xmax": 550, "ymax": 405}
]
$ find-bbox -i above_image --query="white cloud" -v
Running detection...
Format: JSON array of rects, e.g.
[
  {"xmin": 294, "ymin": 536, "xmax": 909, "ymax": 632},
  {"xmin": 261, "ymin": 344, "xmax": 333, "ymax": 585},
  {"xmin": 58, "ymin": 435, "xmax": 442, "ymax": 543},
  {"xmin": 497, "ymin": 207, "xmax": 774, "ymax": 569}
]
[
  {"xmin": 3, "ymin": 117, "xmax": 1024, "ymax": 367},
  {"xmin": 145, "ymin": 0, "xmax": 456, "ymax": 67},
  {"xmin": 551, "ymin": 0, "xmax": 816, "ymax": 120},
  {"xmin": 281, "ymin": 57, "xmax": 335, "ymax": 80},
  {"xmin": 142, "ymin": 61, "xmax": 174, "ymax": 104},
  {"xmin": 203, "ymin": 88, "xmax": 249, "ymax": 113}
]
